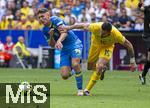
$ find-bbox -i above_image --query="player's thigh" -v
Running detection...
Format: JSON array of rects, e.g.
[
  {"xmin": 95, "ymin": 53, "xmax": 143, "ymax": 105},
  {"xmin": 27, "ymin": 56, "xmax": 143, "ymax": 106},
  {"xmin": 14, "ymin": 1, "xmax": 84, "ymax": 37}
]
[
  {"xmin": 99, "ymin": 46, "xmax": 114, "ymax": 61},
  {"xmin": 87, "ymin": 44, "xmax": 100, "ymax": 70},
  {"xmin": 60, "ymin": 50, "xmax": 71, "ymax": 67},
  {"xmin": 71, "ymin": 47, "xmax": 82, "ymax": 65}
]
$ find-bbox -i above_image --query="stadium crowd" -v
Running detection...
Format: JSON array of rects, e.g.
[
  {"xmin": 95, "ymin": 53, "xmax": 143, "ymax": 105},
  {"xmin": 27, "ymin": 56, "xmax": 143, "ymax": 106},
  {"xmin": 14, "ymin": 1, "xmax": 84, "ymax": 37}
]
[{"xmin": 0, "ymin": 0, "xmax": 144, "ymax": 31}]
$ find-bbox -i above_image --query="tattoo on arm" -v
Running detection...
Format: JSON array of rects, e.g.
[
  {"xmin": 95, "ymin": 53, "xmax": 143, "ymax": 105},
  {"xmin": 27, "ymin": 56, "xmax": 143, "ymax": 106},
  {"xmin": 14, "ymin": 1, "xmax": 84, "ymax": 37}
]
[
  {"xmin": 123, "ymin": 39, "xmax": 135, "ymax": 58},
  {"xmin": 69, "ymin": 23, "xmax": 89, "ymax": 30}
]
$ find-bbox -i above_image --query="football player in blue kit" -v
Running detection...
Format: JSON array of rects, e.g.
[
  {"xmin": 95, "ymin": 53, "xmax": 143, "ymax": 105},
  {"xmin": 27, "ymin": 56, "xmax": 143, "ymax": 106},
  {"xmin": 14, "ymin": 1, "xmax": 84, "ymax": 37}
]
[{"xmin": 38, "ymin": 8, "xmax": 83, "ymax": 96}]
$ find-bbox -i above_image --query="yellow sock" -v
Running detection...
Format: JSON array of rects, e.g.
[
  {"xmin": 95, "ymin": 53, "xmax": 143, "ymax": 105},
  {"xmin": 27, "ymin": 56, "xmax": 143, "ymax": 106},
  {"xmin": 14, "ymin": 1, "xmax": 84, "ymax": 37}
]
[{"xmin": 86, "ymin": 71, "xmax": 100, "ymax": 91}]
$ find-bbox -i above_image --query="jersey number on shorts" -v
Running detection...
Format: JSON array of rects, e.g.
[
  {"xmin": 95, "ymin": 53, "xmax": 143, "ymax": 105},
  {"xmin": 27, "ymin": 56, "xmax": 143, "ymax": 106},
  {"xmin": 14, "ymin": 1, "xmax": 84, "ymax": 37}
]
[{"xmin": 104, "ymin": 49, "xmax": 110, "ymax": 57}]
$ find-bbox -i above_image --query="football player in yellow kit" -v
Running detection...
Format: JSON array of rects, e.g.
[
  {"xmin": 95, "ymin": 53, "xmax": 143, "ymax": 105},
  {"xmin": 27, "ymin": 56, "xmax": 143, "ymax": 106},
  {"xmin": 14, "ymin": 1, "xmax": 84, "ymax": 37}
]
[{"xmin": 62, "ymin": 22, "xmax": 136, "ymax": 96}]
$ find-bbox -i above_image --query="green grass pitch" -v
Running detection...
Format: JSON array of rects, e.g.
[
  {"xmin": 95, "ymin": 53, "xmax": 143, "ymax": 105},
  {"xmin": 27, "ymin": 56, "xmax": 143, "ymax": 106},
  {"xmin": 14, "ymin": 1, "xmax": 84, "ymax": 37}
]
[{"xmin": 0, "ymin": 68, "xmax": 150, "ymax": 108}]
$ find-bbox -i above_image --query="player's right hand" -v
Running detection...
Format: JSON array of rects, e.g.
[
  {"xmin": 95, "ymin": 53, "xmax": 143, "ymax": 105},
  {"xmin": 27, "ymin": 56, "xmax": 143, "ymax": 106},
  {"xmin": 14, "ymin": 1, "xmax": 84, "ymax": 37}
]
[
  {"xmin": 49, "ymin": 28, "xmax": 54, "ymax": 36},
  {"xmin": 130, "ymin": 63, "xmax": 136, "ymax": 72},
  {"xmin": 55, "ymin": 41, "xmax": 63, "ymax": 50},
  {"xmin": 130, "ymin": 57, "xmax": 136, "ymax": 72}
]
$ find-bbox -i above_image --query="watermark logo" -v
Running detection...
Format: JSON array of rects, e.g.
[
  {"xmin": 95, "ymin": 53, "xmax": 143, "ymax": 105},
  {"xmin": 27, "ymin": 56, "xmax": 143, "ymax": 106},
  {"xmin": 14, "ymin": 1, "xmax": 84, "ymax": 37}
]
[{"xmin": 0, "ymin": 83, "xmax": 50, "ymax": 108}]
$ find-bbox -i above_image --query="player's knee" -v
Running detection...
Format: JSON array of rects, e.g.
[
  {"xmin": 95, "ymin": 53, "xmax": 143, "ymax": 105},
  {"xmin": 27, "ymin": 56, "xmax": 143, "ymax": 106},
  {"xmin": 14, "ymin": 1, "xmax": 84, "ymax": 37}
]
[
  {"xmin": 60, "ymin": 69, "xmax": 70, "ymax": 80},
  {"xmin": 61, "ymin": 72, "xmax": 69, "ymax": 80},
  {"xmin": 61, "ymin": 75, "xmax": 69, "ymax": 80},
  {"xmin": 96, "ymin": 63, "xmax": 104, "ymax": 73},
  {"xmin": 72, "ymin": 62, "xmax": 80, "ymax": 71}
]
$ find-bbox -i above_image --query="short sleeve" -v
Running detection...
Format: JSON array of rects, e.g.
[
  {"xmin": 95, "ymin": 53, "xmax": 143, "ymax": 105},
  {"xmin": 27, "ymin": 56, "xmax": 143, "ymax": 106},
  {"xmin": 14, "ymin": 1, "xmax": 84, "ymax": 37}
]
[
  {"xmin": 114, "ymin": 28, "xmax": 126, "ymax": 44},
  {"xmin": 88, "ymin": 23, "xmax": 102, "ymax": 33},
  {"xmin": 51, "ymin": 16, "xmax": 65, "ymax": 28}
]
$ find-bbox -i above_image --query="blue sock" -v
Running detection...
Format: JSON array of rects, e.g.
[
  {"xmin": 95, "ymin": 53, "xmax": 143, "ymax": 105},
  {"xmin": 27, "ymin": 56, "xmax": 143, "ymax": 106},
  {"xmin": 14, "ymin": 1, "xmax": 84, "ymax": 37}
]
[{"xmin": 75, "ymin": 71, "xmax": 83, "ymax": 90}]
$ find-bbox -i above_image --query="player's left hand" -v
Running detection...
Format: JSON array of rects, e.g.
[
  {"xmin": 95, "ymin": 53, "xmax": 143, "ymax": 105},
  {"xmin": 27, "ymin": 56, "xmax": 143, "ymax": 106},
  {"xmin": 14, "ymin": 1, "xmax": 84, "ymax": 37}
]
[
  {"xmin": 55, "ymin": 41, "xmax": 63, "ymax": 50},
  {"xmin": 130, "ymin": 63, "xmax": 136, "ymax": 72},
  {"xmin": 130, "ymin": 57, "xmax": 137, "ymax": 72}
]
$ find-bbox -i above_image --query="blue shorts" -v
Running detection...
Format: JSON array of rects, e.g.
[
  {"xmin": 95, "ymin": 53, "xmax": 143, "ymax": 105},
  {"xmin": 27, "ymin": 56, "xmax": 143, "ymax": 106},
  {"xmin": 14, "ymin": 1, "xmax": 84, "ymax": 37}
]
[{"xmin": 60, "ymin": 45, "xmax": 83, "ymax": 67}]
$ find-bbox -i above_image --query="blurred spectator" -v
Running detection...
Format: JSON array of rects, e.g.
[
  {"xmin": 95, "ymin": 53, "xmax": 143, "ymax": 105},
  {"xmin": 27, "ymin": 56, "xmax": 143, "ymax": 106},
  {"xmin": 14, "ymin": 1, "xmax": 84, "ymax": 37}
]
[
  {"xmin": 5, "ymin": 9, "xmax": 14, "ymax": 21},
  {"xmin": 13, "ymin": 36, "xmax": 30, "ymax": 57},
  {"xmin": 0, "ymin": 5, "xmax": 6, "ymax": 22},
  {"xmin": 116, "ymin": 2, "xmax": 132, "ymax": 16},
  {"xmin": 101, "ymin": 14, "xmax": 108, "ymax": 23},
  {"xmin": 0, "ymin": 0, "xmax": 144, "ymax": 30},
  {"xmin": 108, "ymin": 9, "xmax": 119, "ymax": 27},
  {"xmin": 90, "ymin": 12, "xmax": 98, "ymax": 23},
  {"xmin": 0, "ymin": 15, "xmax": 9, "ymax": 30},
  {"xmin": 7, "ymin": 18, "xmax": 15, "ymax": 29},
  {"xmin": 134, "ymin": 18, "xmax": 144, "ymax": 30},
  {"xmin": 70, "ymin": 17, "xmax": 76, "ymax": 25},
  {"xmin": 54, "ymin": 9, "xmax": 64, "ymax": 19},
  {"xmin": 13, "ymin": 36, "xmax": 33, "ymax": 68},
  {"xmin": 85, "ymin": 2, "xmax": 95, "ymax": 14},
  {"xmin": 78, "ymin": 9, "xmax": 91, "ymax": 23},
  {"xmin": 0, "ymin": 39, "xmax": 5, "ymax": 66},
  {"xmin": 38, "ymin": 20, "xmax": 44, "ymax": 30},
  {"xmin": 44, "ymin": 0, "xmax": 54, "ymax": 9},
  {"xmin": 64, "ymin": 6, "xmax": 77, "ymax": 24},
  {"xmin": 95, "ymin": 2, "xmax": 106, "ymax": 19},
  {"xmin": 64, "ymin": 0, "xmax": 76, "ymax": 6},
  {"xmin": 4, "ymin": 36, "xmax": 14, "ymax": 66},
  {"xmin": 71, "ymin": 0, "xmax": 83, "ymax": 17},
  {"xmin": 15, "ymin": 15, "xmax": 28, "ymax": 30},
  {"xmin": 131, "ymin": 9, "xmax": 144, "ymax": 22},
  {"xmin": 0, "ymin": 39, "xmax": 4, "ymax": 51},
  {"xmin": 26, "ymin": 0, "xmax": 34, "ymax": 6},
  {"xmin": 125, "ymin": 0, "xmax": 139, "ymax": 9},
  {"xmin": 118, "ymin": 8, "xmax": 132, "ymax": 30},
  {"xmin": 4, "ymin": 36, "xmax": 14, "ymax": 54},
  {"xmin": 26, "ymin": 15, "xmax": 40, "ymax": 29},
  {"xmin": 105, "ymin": 1, "xmax": 116, "ymax": 16},
  {"xmin": 20, "ymin": 1, "xmax": 32, "ymax": 18},
  {"xmin": 14, "ymin": 10, "xmax": 22, "ymax": 21},
  {"xmin": 7, "ymin": 1, "xmax": 17, "ymax": 17}
]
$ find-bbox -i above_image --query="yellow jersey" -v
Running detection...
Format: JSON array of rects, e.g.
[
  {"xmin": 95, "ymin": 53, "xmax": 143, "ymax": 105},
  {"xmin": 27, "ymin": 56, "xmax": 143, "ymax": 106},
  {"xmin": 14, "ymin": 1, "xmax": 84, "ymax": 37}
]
[
  {"xmin": 125, "ymin": 0, "xmax": 139, "ymax": 9},
  {"xmin": 0, "ymin": 20, "xmax": 9, "ymax": 30},
  {"xmin": 14, "ymin": 42, "xmax": 30, "ymax": 57},
  {"xmin": 26, "ymin": 20, "xmax": 39, "ymax": 30},
  {"xmin": 20, "ymin": 7, "xmax": 30, "ymax": 17},
  {"xmin": 88, "ymin": 22, "xmax": 125, "ymax": 47}
]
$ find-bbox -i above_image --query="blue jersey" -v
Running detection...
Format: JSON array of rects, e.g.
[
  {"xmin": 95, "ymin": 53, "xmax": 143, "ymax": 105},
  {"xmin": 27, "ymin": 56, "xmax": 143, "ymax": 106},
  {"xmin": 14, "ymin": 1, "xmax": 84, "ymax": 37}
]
[{"xmin": 42, "ymin": 16, "xmax": 82, "ymax": 50}]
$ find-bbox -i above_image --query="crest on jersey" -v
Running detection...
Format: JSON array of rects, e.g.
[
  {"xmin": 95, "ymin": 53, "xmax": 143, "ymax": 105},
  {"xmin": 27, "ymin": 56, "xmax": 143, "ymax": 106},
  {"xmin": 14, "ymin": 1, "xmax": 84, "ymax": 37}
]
[{"xmin": 74, "ymin": 49, "xmax": 81, "ymax": 55}]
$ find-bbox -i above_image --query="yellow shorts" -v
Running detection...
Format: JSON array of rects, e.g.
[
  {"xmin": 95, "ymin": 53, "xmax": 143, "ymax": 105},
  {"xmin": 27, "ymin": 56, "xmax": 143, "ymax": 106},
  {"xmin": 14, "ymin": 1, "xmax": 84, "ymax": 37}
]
[{"xmin": 87, "ymin": 44, "xmax": 114, "ymax": 70}]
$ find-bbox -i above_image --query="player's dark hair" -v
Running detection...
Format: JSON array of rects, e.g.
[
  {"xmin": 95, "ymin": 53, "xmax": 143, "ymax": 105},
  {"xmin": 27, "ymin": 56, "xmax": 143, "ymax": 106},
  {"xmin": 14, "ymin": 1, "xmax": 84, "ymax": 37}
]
[
  {"xmin": 102, "ymin": 22, "xmax": 112, "ymax": 32},
  {"xmin": 37, "ymin": 8, "xmax": 49, "ymax": 14}
]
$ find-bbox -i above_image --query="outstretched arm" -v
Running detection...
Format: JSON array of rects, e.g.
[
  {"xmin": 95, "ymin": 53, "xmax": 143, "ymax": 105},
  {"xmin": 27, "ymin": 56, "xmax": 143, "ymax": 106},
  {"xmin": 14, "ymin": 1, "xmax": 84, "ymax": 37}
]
[
  {"xmin": 48, "ymin": 28, "xmax": 56, "ymax": 47},
  {"xmin": 66, "ymin": 23, "xmax": 90, "ymax": 31},
  {"xmin": 55, "ymin": 25, "xmax": 68, "ymax": 50},
  {"xmin": 122, "ymin": 39, "xmax": 135, "ymax": 58},
  {"xmin": 122, "ymin": 39, "xmax": 136, "ymax": 71}
]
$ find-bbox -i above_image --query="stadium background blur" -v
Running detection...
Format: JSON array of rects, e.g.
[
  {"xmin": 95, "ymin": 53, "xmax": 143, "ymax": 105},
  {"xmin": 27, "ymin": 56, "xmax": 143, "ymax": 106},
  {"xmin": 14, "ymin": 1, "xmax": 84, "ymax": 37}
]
[
  {"xmin": 0, "ymin": 0, "xmax": 144, "ymax": 30},
  {"xmin": 0, "ymin": 0, "xmax": 146, "ymax": 70}
]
